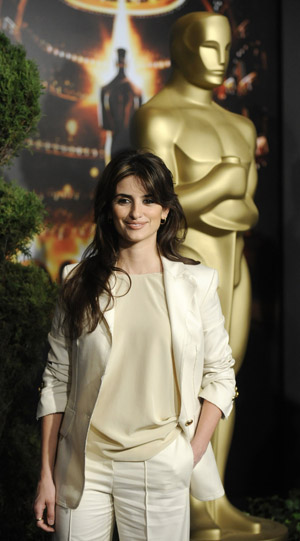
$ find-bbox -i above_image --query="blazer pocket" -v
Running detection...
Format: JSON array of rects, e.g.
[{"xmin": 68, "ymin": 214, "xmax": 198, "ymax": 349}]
[{"xmin": 59, "ymin": 406, "xmax": 75, "ymax": 438}]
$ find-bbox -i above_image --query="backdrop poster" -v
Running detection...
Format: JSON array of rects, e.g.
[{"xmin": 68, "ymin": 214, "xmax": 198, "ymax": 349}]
[{"xmin": 0, "ymin": 0, "xmax": 275, "ymax": 281}]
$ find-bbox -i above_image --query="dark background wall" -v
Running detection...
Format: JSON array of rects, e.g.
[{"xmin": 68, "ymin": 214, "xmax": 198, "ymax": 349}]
[
  {"xmin": 282, "ymin": 0, "xmax": 300, "ymax": 492},
  {"xmin": 227, "ymin": 0, "xmax": 300, "ymax": 502},
  {"xmin": 224, "ymin": 0, "xmax": 283, "ymax": 501}
]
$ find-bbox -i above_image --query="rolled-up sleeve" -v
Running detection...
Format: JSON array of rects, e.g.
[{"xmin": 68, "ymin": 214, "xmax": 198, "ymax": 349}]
[
  {"xmin": 36, "ymin": 304, "xmax": 71, "ymax": 419},
  {"xmin": 198, "ymin": 270, "xmax": 236, "ymax": 419}
]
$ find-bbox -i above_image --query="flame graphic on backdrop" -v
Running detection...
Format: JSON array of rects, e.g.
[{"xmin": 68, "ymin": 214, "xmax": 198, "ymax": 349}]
[
  {"xmin": 81, "ymin": 0, "xmax": 156, "ymax": 106},
  {"xmin": 38, "ymin": 223, "xmax": 95, "ymax": 280},
  {"xmin": 32, "ymin": 0, "xmax": 163, "ymax": 278}
]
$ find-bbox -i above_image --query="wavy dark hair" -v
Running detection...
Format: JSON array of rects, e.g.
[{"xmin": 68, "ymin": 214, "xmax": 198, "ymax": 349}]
[{"xmin": 61, "ymin": 149, "xmax": 198, "ymax": 338}]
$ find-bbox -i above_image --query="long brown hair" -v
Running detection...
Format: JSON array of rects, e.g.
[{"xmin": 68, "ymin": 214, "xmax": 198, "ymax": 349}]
[{"xmin": 61, "ymin": 149, "xmax": 198, "ymax": 339}]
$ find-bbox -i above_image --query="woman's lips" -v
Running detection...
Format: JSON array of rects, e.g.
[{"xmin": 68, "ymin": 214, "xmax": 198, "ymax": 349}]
[{"xmin": 125, "ymin": 222, "xmax": 147, "ymax": 229}]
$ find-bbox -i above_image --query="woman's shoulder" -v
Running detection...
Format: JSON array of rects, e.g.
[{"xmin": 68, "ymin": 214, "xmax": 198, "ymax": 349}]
[
  {"xmin": 182, "ymin": 262, "xmax": 218, "ymax": 289},
  {"xmin": 183, "ymin": 261, "xmax": 216, "ymax": 277},
  {"xmin": 163, "ymin": 257, "xmax": 218, "ymax": 289}
]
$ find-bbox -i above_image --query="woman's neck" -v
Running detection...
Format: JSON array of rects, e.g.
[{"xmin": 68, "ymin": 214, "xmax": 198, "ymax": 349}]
[{"xmin": 117, "ymin": 244, "xmax": 162, "ymax": 275}]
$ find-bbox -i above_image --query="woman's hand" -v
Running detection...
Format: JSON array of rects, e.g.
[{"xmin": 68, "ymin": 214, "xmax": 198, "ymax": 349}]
[
  {"xmin": 190, "ymin": 400, "xmax": 223, "ymax": 467},
  {"xmin": 190, "ymin": 439, "xmax": 206, "ymax": 468},
  {"xmin": 34, "ymin": 475, "xmax": 56, "ymax": 532},
  {"xmin": 34, "ymin": 412, "xmax": 63, "ymax": 531}
]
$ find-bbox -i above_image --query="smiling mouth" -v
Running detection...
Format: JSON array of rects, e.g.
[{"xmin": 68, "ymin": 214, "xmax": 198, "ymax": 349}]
[{"xmin": 125, "ymin": 222, "xmax": 147, "ymax": 229}]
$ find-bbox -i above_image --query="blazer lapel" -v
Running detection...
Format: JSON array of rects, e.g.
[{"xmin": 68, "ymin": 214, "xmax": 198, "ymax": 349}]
[{"xmin": 162, "ymin": 257, "xmax": 197, "ymax": 389}]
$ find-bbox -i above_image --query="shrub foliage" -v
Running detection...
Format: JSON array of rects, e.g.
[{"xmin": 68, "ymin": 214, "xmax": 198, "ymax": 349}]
[
  {"xmin": 0, "ymin": 32, "xmax": 42, "ymax": 166},
  {"xmin": 0, "ymin": 177, "xmax": 46, "ymax": 261},
  {"xmin": 0, "ymin": 33, "xmax": 57, "ymax": 539}
]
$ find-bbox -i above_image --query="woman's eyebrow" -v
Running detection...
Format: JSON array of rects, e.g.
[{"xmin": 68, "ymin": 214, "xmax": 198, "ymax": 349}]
[
  {"xmin": 114, "ymin": 193, "xmax": 153, "ymax": 198},
  {"xmin": 114, "ymin": 193, "xmax": 132, "ymax": 198}
]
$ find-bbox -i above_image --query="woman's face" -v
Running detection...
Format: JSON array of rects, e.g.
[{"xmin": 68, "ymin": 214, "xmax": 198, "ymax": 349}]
[{"xmin": 111, "ymin": 175, "xmax": 169, "ymax": 248}]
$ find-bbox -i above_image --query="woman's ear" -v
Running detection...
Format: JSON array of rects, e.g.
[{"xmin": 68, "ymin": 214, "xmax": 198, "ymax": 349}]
[{"xmin": 162, "ymin": 208, "xmax": 170, "ymax": 220}]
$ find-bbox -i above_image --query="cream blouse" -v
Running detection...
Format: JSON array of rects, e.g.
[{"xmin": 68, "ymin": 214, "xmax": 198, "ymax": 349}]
[{"xmin": 88, "ymin": 272, "xmax": 181, "ymax": 461}]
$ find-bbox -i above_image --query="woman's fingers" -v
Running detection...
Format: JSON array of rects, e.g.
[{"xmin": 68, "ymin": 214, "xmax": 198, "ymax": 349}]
[
  {"xmin": 34, "ymin": 479, "xmax": 56, "ymax": 532},
  {"xmin": 36, "ymin": 516, "xmax": 55, "ymax": 532},
  {"xmin": 34, "ymin": 505, "xmax": 55, "ymax": 532},
  {"xmin": 46, "ymin": 499, "xmax": 55, "ymax": 528},
  {"xmin": 33, "ymin": 499, "xmax": 45, "ymax": 523}
]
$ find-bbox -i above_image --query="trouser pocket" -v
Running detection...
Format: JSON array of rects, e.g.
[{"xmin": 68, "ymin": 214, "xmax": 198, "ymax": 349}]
[{"xmin": 146, "ymin": 432, "xmax": 194, "ymax": 490}]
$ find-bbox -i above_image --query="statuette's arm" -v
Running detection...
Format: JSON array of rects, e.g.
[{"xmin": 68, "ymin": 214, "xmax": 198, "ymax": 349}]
[
  {"xmin": 175, "ymin": 161, "xmax": 247, "ymax": 218},
  {"xmin": 132, "ymin": 109, "xmax": 247, "ymax": 217}
]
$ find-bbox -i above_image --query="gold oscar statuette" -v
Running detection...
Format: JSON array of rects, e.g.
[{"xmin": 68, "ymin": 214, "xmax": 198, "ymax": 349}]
[{"xmin": 132, "ymin": 11, "xmax": 287, "ymax": 541}]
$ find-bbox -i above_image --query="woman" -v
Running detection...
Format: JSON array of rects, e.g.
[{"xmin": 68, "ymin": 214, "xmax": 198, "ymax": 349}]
[{"xmin": 34, "ymin": 150, "xmax": 236, "ymax": 541}]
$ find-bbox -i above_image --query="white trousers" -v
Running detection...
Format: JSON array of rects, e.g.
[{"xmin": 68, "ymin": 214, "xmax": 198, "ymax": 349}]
[{"xmin": 54, "ymin": 432, "xmax": 194, "ymax": 541}]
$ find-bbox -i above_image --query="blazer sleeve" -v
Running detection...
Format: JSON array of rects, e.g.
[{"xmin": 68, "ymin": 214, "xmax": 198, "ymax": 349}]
[
  {"xmin": 36, "ymin": 265, "xmax": 75, "ymax": 419},
  {"xmin": 36, "ymin": 303, "xmax": 71, "ymax": 419},
  {"xmin": 198, "ymin": 269, "xmax": 236, "ymax": 419}
]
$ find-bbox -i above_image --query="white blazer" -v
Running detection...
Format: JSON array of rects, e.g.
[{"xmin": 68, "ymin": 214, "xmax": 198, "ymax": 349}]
[{"xmin": 37, "ymin": 256, "xmax": 236, "ymax": 509}]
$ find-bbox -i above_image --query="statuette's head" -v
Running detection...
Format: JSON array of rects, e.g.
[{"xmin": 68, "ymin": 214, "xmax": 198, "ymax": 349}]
[{"xmin": 170, "ymin": 12, "xmax": 231, "ymax": 89}]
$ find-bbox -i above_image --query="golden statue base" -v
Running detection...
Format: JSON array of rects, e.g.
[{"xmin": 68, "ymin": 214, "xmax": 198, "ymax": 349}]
[{"xmin": 191, "ymin": 516, "xmax": 288, "ymax": 541}]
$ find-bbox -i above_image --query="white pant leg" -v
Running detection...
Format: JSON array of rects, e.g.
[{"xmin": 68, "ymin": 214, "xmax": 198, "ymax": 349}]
[
  {"xmin": 53, "ymin": 458, "xmax": 115, "ymax": 541},
  {"xmin": 53, "ymin": 432, "xmax": 193, "ymax": 541},
  {"xmin": 114, "ymin": 433, "xmax": 194, "ymax": 541}
]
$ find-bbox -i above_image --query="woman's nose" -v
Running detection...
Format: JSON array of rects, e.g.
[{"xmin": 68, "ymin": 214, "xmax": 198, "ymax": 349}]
[{"xmin": 129, "ymin": 201, "xmax": 142, "ymax": 219}]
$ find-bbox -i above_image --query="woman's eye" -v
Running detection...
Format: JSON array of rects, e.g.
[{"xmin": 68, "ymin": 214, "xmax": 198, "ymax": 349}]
[
  {"xmin": 116, "ymin": 197, "xmax": 130, "ymax": 205},
  {"xmin": 143, "ymin": 198, "xmax": 155, "ymax": 205}
]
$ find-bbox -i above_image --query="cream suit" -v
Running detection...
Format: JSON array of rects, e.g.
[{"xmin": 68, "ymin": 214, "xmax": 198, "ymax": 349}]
[{"xmin": 37, "ymin": 256, "xmax": 236, "ymax": 510}]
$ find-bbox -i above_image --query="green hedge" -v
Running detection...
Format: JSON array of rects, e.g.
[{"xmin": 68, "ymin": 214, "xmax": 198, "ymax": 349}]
[
  {"xmin": 0, "ymin": 32, "xmax": 57, "ymax": 538},
  {"xmin": 0, "ymin": 32, "xmax": 43, "ymax": 166}
]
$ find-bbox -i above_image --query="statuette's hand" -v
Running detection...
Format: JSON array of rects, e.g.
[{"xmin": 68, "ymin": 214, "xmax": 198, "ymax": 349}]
[{"xmin": 211, "ymin": 160, "xmax": 248, "ymax": 200}]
